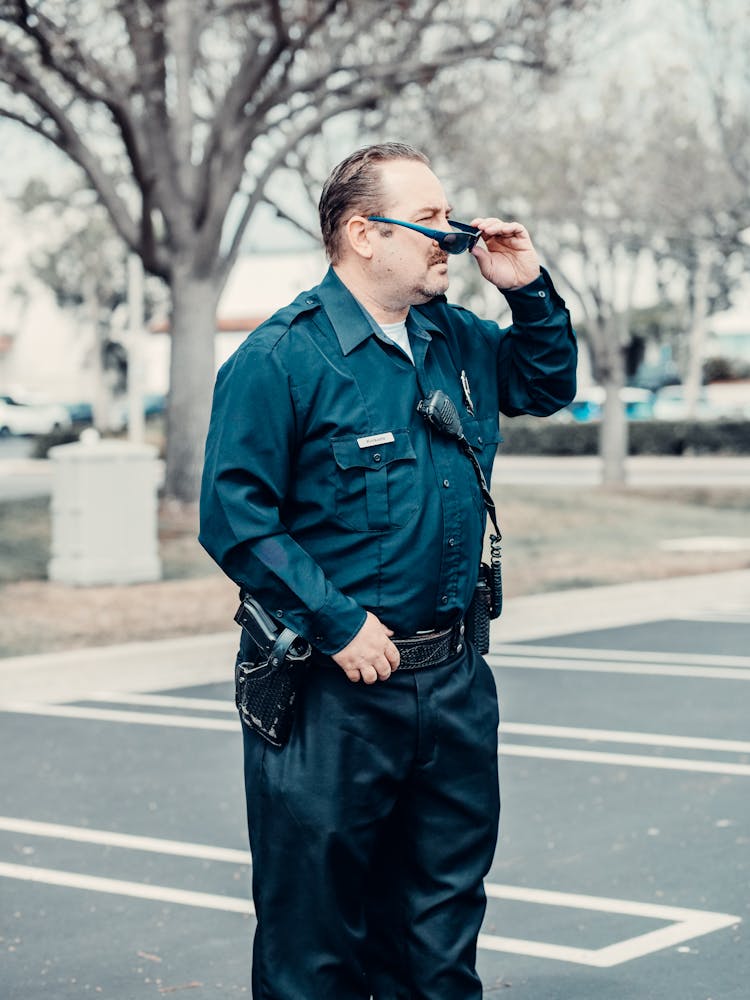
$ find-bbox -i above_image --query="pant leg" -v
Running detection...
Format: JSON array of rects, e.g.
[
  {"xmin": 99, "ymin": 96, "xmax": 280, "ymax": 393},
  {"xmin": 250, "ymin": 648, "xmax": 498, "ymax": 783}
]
[
  {"xmin": 366, "ymin": 644, "xmax": 501, "ymax": 1000},
  {"xmin": 242, "ymin": 662, "xmax": 418, "ymax": 1000}
]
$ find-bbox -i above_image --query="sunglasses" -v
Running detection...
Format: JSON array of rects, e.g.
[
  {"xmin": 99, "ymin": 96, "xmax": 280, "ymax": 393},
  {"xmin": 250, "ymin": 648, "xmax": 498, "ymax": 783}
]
[{"xmin": 367, "ymin": 216, "xmax": 481, "ymax": 255}]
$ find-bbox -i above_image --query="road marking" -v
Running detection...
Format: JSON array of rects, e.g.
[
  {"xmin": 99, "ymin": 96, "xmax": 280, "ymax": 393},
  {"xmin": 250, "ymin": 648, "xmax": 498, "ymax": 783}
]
[
  {"xmin": 2, "ymin": 703, "xmax": 748, "ymax": 774},
  {"xmin": 0, "ymin": 862, "xmax": 737, "ymax": 967},
  {"xmin": 502, "ymin": 723, "xmax": 750, "ymax": 755},
  {"xmin": 488, "ymin": 654, "xmax": 750, "ymax": 681},
  {"xmin": 0, "ymin": 862, "xmax": 253, "ymax": 914},
  {"xmin": 494, "ymin": 644, "xmax": 750, "ymax": 668},
  {"xmin": 91, "ymin": 692, "xmax": 234, "ymax": 713},
  {"xmin": 0, "ymin": 701, "xmax": 238, "ymax": 731},
  {"xmin": 480, "ymin": 884, "xmax": 740, "ymax": 967},
  {"xmin": 500, "ymin": 743, "xmax": 750, "ymax": 776},
  {"xmin": 0, "ymin": 816, "xmax": 248, "ymax": 864}
]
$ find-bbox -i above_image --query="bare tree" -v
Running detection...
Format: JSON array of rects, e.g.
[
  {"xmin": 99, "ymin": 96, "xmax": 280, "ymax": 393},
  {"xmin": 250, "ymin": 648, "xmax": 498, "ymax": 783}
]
[
  {"xmin": 16, "ymin": 179, "xmax": 168, "ymax": 431},
  {"xmin": 0, "ymin": 0, "xmax": 588, "ymax": 501},
  {"xmin": 412, "ymin": 16, "xmax": 750, "ymax": 481}
]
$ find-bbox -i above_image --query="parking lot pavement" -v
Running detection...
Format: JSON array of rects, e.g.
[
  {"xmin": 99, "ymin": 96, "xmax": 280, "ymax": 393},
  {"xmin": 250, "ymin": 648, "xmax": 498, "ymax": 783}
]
[{"xmin": 1, "ymin": 571, "xmax": 748, "ymax": 999}]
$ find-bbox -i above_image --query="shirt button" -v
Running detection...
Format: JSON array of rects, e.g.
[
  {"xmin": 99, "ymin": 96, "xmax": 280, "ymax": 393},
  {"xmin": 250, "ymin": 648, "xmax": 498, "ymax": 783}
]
[
  {"xmin": 537, "ymin": 289, "xmax": 547, "ymax": 298},
  {"xmin": 373, "ymin": 453, "xmax": 381, "ymax": 463},
  {"xmin": 443, "ymin": 479, "xmax": 450, "ymax": 488},
  {"xmin": 477, "ymin": 436, "xmax": 483, "ymax": 445},
  {"xmin": 448, "ymin": 537, "xmax": 456, "ymax": 546},
  {"xmin": 441, "ymin": 595, "xmax": 448, "ymax": 604},
  {"xmin": 305, "ymin": 297, "xmax": 315, "ymax": 305}
]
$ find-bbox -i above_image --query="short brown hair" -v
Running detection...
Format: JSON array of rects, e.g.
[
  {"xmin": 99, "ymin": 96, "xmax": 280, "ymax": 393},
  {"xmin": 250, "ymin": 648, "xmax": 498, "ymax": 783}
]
[{"xmin": 318, "ymin": 143, "xmax": 430, "ymax": 263}]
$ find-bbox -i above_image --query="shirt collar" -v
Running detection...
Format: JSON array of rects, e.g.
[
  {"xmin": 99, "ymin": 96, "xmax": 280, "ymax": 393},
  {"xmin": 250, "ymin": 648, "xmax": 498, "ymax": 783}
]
[
  {"xmin": 316, "ymin": 267, "xmax": 446, "ymax": 355},
  {"xmin": 315, "ymin": 268, "xmax": 377, "ymax": 355}
]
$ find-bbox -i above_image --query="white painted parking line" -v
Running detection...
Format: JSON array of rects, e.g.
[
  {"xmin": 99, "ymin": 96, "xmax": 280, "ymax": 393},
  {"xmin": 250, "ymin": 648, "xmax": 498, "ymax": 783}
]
[
  {"xmin": 90, "ymin": 691, "xmax": 234, "ymax": 712},
  {"xmin": 0, "ymin": 862, "xmax": 253, "ymax": 914},
  {"xmin": 480, "ymin": 884, "xmax": 740, "ymax": 967},
  {"xmin": 0, "ymin": 701, "xmax": 237, "ymax": 731},
  {"xmin": 0, "ymin": 816, "xmax": 248, "ymax": 864},
  {"xmin": 0, "ymin": 861, "xmax": 737, "ymax": 968},
  {"xmin": 499, "ymin": 743, "xmax": 750, "ymax": 776},
  {"xmin": 502, "ymin": 723, "xmax": 750, "ymax": 755},
  {"xmin": 495, "ymin": 644, "xmax": 750, "ymax": 668},
  {"xmin": 2, "ymin": 702, "xmax": 748, "ymax": 775},
  {"xmin": 488, "ymin": 654, "xmax": 750, "ymax": 681}
]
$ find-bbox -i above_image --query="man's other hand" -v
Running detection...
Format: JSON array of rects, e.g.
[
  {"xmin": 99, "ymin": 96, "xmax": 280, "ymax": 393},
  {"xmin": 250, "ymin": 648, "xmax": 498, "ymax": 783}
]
[
  {"xmin": 332, "ymin": 612, "xmax": 401, "ymax": 684},
  {"xmin": 469, "ymin": 217, "xmax": 541, "ymax": 290}
]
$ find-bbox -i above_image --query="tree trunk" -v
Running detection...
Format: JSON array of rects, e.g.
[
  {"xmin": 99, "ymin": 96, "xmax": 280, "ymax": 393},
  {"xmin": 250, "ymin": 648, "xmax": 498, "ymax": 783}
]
[
  {"xmin": 684, "ymin": 245, "xmax": 711, "ymax": 419},
  {"xmin": 600, "ymin": 372, "xmax": 628, "ymax": 486},
  {"xmin": 163, "ymin": 261, "xmax": 222, "ymax": 503}
]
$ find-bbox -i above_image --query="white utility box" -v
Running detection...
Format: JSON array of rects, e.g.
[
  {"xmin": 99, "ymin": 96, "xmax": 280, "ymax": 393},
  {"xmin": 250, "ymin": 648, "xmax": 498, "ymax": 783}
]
[{"xmin": 48, "ymin": 437, "xmax": 162, "ymax": 585}]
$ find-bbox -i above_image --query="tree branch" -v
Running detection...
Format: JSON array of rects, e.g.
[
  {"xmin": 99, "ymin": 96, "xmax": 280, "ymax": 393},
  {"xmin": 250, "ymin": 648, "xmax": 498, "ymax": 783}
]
[
  {"xmin": 261, "ymin": 195, "xmax": 321, "ymax": 245},
  {"xmin": 0, "ymin": 42, "xmax": 164, "ymax": 268}
]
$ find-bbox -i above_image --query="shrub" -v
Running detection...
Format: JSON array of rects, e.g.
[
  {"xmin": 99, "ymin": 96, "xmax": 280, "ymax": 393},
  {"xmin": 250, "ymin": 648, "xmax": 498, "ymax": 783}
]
[{"xmin": 500, "ymin": 416, "xmax": 750, "ymax": 456}]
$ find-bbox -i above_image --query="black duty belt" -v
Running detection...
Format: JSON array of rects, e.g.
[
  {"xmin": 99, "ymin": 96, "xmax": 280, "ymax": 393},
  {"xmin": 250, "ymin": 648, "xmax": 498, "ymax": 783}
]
[
  {"xmin": 392, "ymin": 620, "xmax": 465, "ymax": 670},
  {"xmin": 314, "ymin": 620, "xmax": 466, "ymax": 672}
]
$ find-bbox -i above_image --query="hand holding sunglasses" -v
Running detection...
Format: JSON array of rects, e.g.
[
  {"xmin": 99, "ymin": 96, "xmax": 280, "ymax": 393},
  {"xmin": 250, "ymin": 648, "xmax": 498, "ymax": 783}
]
[
  {"xmin": 467, "ymin": 217, "xmax": 541, "ymax": 290},
  {"xmin": 367, "ymin": 216, "xmax": 481, "ymax": 255}
]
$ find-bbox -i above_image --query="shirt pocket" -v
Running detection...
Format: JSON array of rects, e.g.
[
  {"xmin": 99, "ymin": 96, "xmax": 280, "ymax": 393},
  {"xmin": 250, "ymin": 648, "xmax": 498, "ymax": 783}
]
[
  {"xmin": 331, "ymin": 429, "xmax": 419, "ymax": 531},
  {"xmin": 462, "ymin": 415, "xmax": 502, "ymax": 508}
]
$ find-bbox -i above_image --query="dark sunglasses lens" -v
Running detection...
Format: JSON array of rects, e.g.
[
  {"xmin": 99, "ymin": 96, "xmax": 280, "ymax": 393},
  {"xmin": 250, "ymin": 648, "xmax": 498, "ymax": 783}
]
[{"xmin": 439, "ymin": 233, "xmax": 472, "ymax": 254}]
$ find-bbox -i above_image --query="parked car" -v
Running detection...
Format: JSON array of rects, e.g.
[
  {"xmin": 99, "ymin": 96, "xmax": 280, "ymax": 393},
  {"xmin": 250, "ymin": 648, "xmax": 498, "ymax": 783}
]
[
  {"xmin": 652, "ymin": 383, "xmax": 750, "ymax": 421},
  {"xmin": 64, "ymin": 401, "xmax": 95, "ymax": 425},
  {"xmin": 0, "ymin": 394, "xmax": 73, "ymax": 437},
  {"xmin": 110, "ymin": 393, "xmax": 167, "ymax": 430},
  {"xmin": 565, "ymin": 386, "xmax": 654, "ymax": 422}
]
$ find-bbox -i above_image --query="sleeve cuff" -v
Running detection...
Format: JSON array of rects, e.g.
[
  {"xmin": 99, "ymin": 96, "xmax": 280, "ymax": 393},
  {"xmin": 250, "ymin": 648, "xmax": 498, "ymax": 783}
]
[
  {"xmin": 309, "ymin": 593, "xmax": 367, "ymax": 656},
  {"xmin": 501, "ymin": 267, "xmax": 559, "ymax": 322}
]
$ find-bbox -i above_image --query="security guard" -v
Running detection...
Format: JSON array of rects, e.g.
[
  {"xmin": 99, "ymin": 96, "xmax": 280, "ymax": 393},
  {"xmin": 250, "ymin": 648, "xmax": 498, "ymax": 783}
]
[{"xmin": 199, "ymin": 143, "xmax": 577, "ymax": 999}]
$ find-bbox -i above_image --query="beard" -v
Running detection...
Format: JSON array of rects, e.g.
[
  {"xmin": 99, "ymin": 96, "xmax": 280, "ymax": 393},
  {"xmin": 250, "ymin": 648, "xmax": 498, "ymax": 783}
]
[{"xmin": 412, "ymin": 253, "xmax": 449, "ymax": 301}]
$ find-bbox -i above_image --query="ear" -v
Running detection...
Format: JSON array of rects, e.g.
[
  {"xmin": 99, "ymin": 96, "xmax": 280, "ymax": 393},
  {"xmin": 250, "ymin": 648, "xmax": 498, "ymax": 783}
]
[{"xmin": 343, "ymin": 215, "xmax": 374, "ymax": 260}]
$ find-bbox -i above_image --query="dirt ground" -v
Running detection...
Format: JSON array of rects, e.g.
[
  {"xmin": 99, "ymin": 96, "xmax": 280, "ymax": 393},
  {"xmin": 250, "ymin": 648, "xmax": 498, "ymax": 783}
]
[{"xmin": 1, "ymin": 487, "xmax": 748, "ymax": 658}]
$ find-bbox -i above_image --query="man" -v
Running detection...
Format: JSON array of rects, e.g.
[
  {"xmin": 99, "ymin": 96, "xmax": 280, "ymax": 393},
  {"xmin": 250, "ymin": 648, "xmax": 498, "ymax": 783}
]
[{"xmin": 199, "ymin": 142, "xmax": 576, "ymax": 999}]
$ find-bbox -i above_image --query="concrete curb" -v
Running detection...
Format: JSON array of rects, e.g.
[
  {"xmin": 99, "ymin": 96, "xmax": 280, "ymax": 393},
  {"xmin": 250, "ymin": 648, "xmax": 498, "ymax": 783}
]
[{"xmin": 1, "ymin": 569, "xmax": 748, "ymax": 704}]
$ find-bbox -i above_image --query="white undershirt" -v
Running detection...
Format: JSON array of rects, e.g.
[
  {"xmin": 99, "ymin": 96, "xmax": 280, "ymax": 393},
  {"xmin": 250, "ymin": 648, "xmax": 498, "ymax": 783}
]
[{"xmin": 379, "ymin": 320, "xmax": 414, "ymax": 364}]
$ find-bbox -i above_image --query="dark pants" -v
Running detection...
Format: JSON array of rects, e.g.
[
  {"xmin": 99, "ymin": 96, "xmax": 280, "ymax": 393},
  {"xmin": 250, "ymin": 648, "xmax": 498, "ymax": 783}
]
[{"xmin": 241, "ymin": 642, "xmax": 500, "ymax": 1000}]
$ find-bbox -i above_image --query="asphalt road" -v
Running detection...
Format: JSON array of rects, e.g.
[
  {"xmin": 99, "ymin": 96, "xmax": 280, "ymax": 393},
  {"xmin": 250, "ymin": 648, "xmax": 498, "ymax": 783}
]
[{"xmin": 1, "ymin": 597, "xmax": 747, "ymax": 999}]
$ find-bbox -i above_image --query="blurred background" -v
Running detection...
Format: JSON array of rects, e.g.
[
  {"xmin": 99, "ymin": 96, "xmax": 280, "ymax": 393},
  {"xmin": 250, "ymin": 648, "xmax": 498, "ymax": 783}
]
[{"xmin": 0, "ymin": 0, "xmax": 748, "ymax": 656}]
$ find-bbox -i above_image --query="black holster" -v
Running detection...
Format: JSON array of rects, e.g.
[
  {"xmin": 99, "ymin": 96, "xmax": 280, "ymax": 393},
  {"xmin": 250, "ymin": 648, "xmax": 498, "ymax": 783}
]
[
  {"xmin": 465, "ymin": 535, "xmax": 502, "ymax": 655},
  {"xmin": 234, "ymin": 596, "xmax": 311, "ymax": 747}
]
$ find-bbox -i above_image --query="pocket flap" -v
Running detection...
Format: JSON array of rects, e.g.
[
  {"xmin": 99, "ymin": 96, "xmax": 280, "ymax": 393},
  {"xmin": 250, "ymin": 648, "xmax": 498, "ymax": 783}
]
[
  {"xmin": 463, "ymin": 416, "xmax": 502, "ymax": 449},
  {"xmin": 331, "ymin": 429, "xmax": 415, "ymax": 470}
]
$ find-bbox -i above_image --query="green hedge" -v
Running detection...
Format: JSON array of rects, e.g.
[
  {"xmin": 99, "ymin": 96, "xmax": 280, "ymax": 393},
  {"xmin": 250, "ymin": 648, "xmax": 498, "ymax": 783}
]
[{"xmin": 500, "ymin": 417, "xmax": 750, "ymax": 456}]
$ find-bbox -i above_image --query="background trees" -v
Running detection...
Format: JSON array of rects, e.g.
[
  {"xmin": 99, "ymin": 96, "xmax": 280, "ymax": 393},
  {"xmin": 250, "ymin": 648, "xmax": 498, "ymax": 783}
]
[
  {"xmin": 2, "ymin": 1, "xmax": 746, "ymax": 493},
  {"xmin": 398, "ymin": 1, "xmax": 750, "ymax": 482},
  {"xmin": 0, "ymin": 0, "xmax": 591, "ymax": 501}
]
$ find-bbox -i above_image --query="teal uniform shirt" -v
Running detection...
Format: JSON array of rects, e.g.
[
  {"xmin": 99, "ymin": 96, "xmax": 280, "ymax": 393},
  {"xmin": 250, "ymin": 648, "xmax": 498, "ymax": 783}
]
[{"xmin": 199, "ymin": 265, "xmax": 576, "ymax": 655}]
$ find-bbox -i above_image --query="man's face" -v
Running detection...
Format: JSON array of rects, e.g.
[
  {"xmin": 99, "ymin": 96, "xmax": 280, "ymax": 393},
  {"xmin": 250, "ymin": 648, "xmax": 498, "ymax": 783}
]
[{"xmin": 369, "ymin": 160, "xmax": 453, "ymax": 305}]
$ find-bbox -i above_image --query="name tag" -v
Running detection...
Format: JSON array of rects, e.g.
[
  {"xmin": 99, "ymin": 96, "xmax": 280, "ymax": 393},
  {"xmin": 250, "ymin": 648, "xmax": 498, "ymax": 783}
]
[{"xmin": 357, "ymin": 432, "xmax": 395, "ymax": 449}]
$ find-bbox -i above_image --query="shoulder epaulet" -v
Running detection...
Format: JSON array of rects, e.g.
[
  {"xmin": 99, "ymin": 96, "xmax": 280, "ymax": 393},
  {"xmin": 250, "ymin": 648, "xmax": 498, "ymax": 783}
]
[{"xmin": 235, "ymin": 288, "xmax": 321, "ymax": 356}]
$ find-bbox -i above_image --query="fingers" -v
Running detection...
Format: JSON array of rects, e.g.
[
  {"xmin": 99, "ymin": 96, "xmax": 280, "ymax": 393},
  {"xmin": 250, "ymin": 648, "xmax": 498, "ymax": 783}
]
[
  {"xmin": 332, "ymin": 612, "xmax": 400, "ymax": 684},
  {"xmin": 470, "ymin": 217, "xmax": 529, "ymax": 240},
  {"xmin": 342, "ymin": 655, "xmax": 391, "ymax": 684},
  {"xmin": 384, "ymin": 637, "xmax": 401, "ymax": 670}
]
